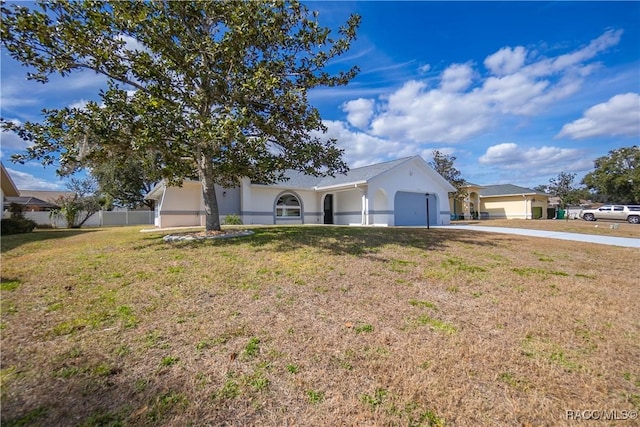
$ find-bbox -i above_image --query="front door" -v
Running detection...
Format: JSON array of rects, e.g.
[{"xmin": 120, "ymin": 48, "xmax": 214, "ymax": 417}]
[{"xmin": 323, "ymin": 194, "xmax": 333, "ymax": 224}]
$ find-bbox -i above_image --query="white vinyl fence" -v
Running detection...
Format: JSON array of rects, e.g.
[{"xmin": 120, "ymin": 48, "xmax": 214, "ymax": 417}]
[{"xmin": 3, "ymin": 209, "xmax": 154, "ymax": 228}]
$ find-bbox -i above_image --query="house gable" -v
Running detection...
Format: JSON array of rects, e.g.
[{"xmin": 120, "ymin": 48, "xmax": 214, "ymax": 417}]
[
  {"xmin": 1, "ymin": 163, "xmax": 19, "ymax": 214},
  {"xmin": 1, "ymin": 163, "xmax": 19, "ymax": 197}
]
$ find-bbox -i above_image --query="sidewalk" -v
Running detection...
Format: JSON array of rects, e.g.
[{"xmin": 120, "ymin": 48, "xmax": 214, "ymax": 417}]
[{"xmin": 437, "ymin": 225, "xmax": 640, "ymax": 248}]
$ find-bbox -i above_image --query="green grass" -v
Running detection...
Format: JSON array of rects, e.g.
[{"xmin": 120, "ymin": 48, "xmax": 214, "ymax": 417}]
[{"xmin": 414, "ymin": 315, "xmax": 458, "ymax": 334}]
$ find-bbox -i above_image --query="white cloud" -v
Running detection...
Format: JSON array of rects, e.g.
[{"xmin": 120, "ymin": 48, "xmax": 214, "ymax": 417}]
[
  {"xmin": 524, "ymin": 29, "xmax": 622, "ymax": 78},
  {"xmin": 369, "ymin": 80, "xmax": 491, "ymax": 143},
  {"xmin": 0, "ymin": 129, "xmax": 30, "ymax": 150},
  {"xmin": 440, "ymin": 63, "xmax": 475, "ymax": 92},
  {"xmin": 557, "ymin": 92, "xmax": 640, "ymax": 139},
  {"xmin": 342, "ymin": 98, "xmax": 375, "ymax": 129},
  {"xmin": 5, "ymin": 168, "xmax": 64, "ymax": 190},
  {"xmin": 116, "ymin": 34, "xmax": 147, "ymax": 52},
  {"xmin": 322, "ymin": 120, "xmax": 422, "ymax": 167},
  {"xmin": 0, "ymin": 77, "xmax": 43, "ymax": 110},
  {"xmin": 478, "ymin": 142, "xmax": 592, "ymax": 175},
  {"xmin": 339, "ymin": 29, "xmax": 625, "ymax": 146},
  {"xmin": 484, "ymin": 46, "xmax": 527, "ymax": 76},
  {"xmin": 69, "ymin": 99, "xmax": 90, "ymax": 110}
]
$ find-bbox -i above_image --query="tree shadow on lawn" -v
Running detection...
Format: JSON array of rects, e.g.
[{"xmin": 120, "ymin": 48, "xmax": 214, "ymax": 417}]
[
  {"xmin": 166, "ymin": 225, "xmax": 508, "ymax": 256},
  {"xmin": 0, "ymin": 229, "xmax": 99, "ymax": 253}
]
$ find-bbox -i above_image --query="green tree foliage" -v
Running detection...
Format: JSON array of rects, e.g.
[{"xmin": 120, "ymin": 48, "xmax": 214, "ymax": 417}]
[
  {"xmin": 429, "ymin": 150, "xmax": 467, "ymax": 200},
  {"xmin": 90, "ymin": 152, "xmax": 162, "ymax": 209},
  {"xmin": 1, "ymin": 0, "xmax": 361, "ymax": 231},
  {"xmin": 50, "ymin": 177, "xmax": 103, "ymax": 228},
  {"xmin": 547, "ymin": 172, "xmax": 579, "ymax": 209},
  {"xmin": 582, "ymin": 146, "xmax": 640, "ymax": 204}
]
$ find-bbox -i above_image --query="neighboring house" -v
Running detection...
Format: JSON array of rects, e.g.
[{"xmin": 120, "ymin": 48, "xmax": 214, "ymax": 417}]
[
  {"xmin": 146, "ymin": 156, "xmax": 457, "ymax": 228},
  {"xmin": 4, "ymin": 190, "xmax": 77, "ymax": 213},
  {"xmin": 1, "ymin": 162, "xmax": 20, "ymax": 214},
  {"xmin": 3, "ymin": 196, "xmax": 59, "ymax": 212},
  {"xmin": 19, "ymin": 190, "xmax": 76, "ymax": 204},
  {"xmin": 451, "ymin": 183, "xmax": 550, "ymax": 220}
]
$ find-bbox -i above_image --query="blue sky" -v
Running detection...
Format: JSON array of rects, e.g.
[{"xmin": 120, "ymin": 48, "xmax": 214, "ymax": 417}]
[{"xmin": 1, "ymin": 1, "xmax": 639, "ymax": 191}]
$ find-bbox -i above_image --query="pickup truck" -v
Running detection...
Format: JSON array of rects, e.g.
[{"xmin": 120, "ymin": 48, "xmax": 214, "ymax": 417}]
[{"xmin": 579, "ymin": 205, "xmax": 640, "ymax": 224}]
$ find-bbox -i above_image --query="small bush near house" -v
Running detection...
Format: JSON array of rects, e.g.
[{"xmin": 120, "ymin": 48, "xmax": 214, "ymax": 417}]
[
  {"xmin": 1, "ymin": 203, "xmax": 37, "ymax": 235},
  {"xmin": 223, "ymin": 214, "xmax": 243, "ymax": 225},
  {"xmin": 1, "ymin": 218, "xmax": 37, "ymax": 235}
]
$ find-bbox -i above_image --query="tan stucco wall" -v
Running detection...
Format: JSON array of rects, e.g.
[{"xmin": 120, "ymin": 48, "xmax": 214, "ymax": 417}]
[{"xmin": 481, "ymin": 196, "xmax": 548, "ymax": 219}]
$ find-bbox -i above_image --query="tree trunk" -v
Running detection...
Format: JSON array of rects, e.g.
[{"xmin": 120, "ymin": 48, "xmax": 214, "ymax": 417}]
[{"xmin": 198, "ymin": 154, "xmax": 221, "ymax": 232}]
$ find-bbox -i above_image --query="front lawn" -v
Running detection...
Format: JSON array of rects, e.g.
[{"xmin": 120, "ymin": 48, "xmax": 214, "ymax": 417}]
[{"xmin": 1, "ymin": 226, "xmax": 638, "ymax": 426}]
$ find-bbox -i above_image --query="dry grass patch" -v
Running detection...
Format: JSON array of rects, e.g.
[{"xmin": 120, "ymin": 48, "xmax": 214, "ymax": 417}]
[{"xmin": 1, "ymin": 225, "xmax": 639, "ymax": 426}]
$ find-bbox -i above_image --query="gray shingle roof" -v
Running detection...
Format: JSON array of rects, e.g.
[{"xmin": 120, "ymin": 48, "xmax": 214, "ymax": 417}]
[
  {"xmin": 266, "ymin": 157, "xmax": 414, "ymax": 189},
  {"xmin": 480, "ymin": 184, "xmax": 548, "ymax": 197},
  {"xmin": 4, "ymin": 196, "xmax": 59, "ymax": 208}
]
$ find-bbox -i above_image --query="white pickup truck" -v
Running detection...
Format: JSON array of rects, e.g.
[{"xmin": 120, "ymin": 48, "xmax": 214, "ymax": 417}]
[{"xmin": 579, "ymin": 205, "xmax": 640, "ymax": 224}]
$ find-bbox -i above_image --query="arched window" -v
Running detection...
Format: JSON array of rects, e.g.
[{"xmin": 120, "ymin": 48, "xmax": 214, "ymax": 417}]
[{"xmin": 276, "ymin": 193, "xmax": 301, "ymax": 218}]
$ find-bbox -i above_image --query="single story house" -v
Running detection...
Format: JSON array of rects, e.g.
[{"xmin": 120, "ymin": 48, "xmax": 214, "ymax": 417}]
[
  {"xmin": 3, "ymin": 196, "xmax": 59, "ymax": 212},
  {"xmin": 4, "ymin": 190, "xmax": 77, "ymax": 213},
  {"xmin": 451, "ymin": 183, "xmax": 550, "ymax": 220},
  {"xmin": 146, "ymin": 156, "xmax": 457, "ymax": 228},
  {"xmin": 1, "ymin": 162, "xmax": 19, "ymax": 214}
]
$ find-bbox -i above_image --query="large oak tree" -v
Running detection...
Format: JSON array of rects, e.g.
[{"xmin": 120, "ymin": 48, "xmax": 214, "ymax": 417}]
[
  {"xmin": 582, "ymin": 146, "xmax": 640, "ymax": 204},
  {"xmin": 1, "ymin": 0, "xmax": 360, "ymax": 231}
]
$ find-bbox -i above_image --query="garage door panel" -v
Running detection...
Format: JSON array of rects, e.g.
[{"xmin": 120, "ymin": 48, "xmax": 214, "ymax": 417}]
[{"xmin": 394, "ymin": 192, "xmax": 436, "ymax": 226}]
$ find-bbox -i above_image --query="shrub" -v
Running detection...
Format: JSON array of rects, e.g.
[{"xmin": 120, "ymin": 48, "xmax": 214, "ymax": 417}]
[
  {"xmin": 223, "ymin": 214, "xmax": 243, "ymax": 225},
  {"xmin": 1, "ymin": 217, "xmax": 37, "ymax": 235}
]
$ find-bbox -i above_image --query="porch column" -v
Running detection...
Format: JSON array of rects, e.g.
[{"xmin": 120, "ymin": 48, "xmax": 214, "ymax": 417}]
[
  {"xmin": 360, "ymin": 189, "xmax": 369, "ymax": 225},
  {"xmin": 463, "ymin": 195, "xmax": 471, "ymax": 220},
  {"xmin": 523, "ymin": 196, "xmax": 530, "ymax": 219}
]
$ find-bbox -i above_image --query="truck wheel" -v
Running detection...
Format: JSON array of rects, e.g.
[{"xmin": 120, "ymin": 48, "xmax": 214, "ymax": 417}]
[
  {"xmin": 583, "ymin": 213, "xmax": 595, "ymax": 221},
  {"xmin": 628, "ymin": 215, "xmax": 640, "ymax": 224}
]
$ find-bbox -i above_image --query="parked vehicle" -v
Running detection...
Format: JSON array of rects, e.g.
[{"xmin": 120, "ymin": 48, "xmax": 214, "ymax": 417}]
[{"xmin": 579, "ymin": 205, "xmax": 640, "ymax": 224}]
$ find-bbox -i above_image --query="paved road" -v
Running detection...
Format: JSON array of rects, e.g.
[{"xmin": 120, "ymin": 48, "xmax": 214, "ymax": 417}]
[{"xmin": 437, "ymin": 225, "xmax": 640, "ymax": 248}]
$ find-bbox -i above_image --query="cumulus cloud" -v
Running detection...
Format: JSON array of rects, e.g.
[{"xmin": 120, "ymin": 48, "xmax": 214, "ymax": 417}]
[
  {"xmin": 0, "ymin": 129, "xmax": 30, "ymax": 151},
  {"xmin": 557, "ymin": 92, "xmax": 640, "ymax": 139},
  {"xmin": 484, "ymin": 46, "xmax": 527, "ymax": 76},
  {"xmin": 321, "ymin": 120, "xmax": 424, "ymax": 167},
  {"xmin": 440, "ymin": 63, "xmax": 475, "ymax": 92},
  {"xmin": 369, "ymin": 80, "xmax": 491, "ymax": 143},
  {"xmin": 348, "ymin": 29, "xmax": 624, "ymax": 145},
  {"xmin": 478, "ymin": 142, "xmax": 592, "ymax": 175},
  {"xmin": 5, "ymin": 168, "xmax": 63, "ymax": 190},
  {"xmin": 69, "ymin": 99, "xmax": 90, "ymax": 110},
  {"xmin": 116, "ymin": 34, "xmax": 147, "ymax": 52},
  {"xmin": 342, "ymin": 98, "xmax": 375, "ymax": 129}
]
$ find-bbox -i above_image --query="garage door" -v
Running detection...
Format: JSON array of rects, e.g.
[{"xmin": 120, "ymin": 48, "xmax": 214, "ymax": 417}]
[{"xmin": 394, "ymin": 192, "xmax": 437, "ymax": 226}]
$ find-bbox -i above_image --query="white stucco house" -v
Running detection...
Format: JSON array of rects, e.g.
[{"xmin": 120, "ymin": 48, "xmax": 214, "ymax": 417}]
[{"xmin": 146, "ymin": 156, "xmax": 456, "ymax": 228}]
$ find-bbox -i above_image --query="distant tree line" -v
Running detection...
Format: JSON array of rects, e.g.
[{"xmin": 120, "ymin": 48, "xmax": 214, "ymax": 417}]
[{"xmin": 536, "ymin": 146, "xmax": 639, "ymax": 208}]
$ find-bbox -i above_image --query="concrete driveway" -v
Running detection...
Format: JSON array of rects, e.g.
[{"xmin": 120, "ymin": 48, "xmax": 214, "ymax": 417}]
[{"xmin": 437, "ymin": 224, "xmax": 640, "ymax": 248}]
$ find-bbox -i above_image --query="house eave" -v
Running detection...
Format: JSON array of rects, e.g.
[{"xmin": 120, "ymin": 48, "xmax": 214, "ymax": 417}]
[
  {"xmin": 145, "ymin": 182, "xmax": 166, "ymax": 200},
  {"xmin": 480, "ymin": 192, "xmax": 548, "ymax": 198},
  {"xmin": 314, "ymin": 180, "xmax": 368, "ymax": 192}
]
